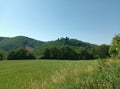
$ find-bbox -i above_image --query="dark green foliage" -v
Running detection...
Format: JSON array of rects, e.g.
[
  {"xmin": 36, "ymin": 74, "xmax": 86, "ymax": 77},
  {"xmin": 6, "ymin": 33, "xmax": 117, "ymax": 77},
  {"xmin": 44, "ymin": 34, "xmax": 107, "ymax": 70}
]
[
  {"xmin": 98, "ymin": 44, "xmax": 110, "ymax": 58},
  {"xmin": 0, "ymin": 36, "xmax": 110, "ymax": 59},
  {"xmin": 42, "ymin": 47, "xmax": 61, "ymax": 59},
  {"xmin": 60, "ymin": 46, "xmax": 78, "ymax": 60},
  {"xmin": 50, "ymin": 47, "xmax": 60, "ymax": 59},
  {"xmin": 41, "ymin": 48, "xmax": 51, "ymax": 59},
  {"xmin": 42, "ymin": 46, "xmax": 78, "ymax": 60},
  {"xmin": 36, "ymin": 37, "xmax": 97, "ymax": 58},
  {"xmin": 92, "ymin": 44, "xmax": 110, "ymax": 59},
  {"xmin": 0, "ymin": 53, "xmax": 3, "ymax": 60},
  {"xmin": 109, "ymin": 34, "xmax": 120, "ymax": 59},
  {"xmin": 78, "ymin": 47, "xmax": 94, "ymax": 60},
  {"xmin": 26, "ymin": 53, "xmax": 36, "ymax": 59},
  {"xmin": 7, "ymin": 48, "xmax": 35, "ymax": 60},
  {"xmin": 15, "ymin": 48, "xmax": 28, "ymax": 59},
  {"xmin": 7, "ymin": 50, "xmax": 16, "ymax": 60},
  {"xmin": 42, "ymin": 44, "xmax": 110, "ymax": 60}
]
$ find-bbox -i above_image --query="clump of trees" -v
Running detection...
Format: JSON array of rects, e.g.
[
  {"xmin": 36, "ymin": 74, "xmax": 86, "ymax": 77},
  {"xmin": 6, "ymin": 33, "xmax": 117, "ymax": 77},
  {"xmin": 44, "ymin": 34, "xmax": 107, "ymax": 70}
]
[
  {"xmin": 41, "ymin": 44, "xmax": 110, "ymax": 60},
  {"xmin": 41, "ymin": 46, "xmax": 78, "ymax": 60},
  {"xmin": 109, "ymin": 34, "xmax": 120, "ymax": 59},
  {"xmin": 77, "ymin": 47, "xmax": 94, "ymax": 60},
  {"xmin": 91, "ymin": 44, "xmax": 110, "ymax": 59},
  {"xmin": 7, "ymin": 48, "xmax": 35, "ymax": 60}
]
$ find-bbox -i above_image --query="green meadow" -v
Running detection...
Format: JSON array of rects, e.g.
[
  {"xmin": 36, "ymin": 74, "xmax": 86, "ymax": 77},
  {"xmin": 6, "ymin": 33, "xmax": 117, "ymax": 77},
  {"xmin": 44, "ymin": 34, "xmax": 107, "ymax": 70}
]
[
  {"xmin": 0, "ymin": 60, "xmax": 97, "ymax": 89},
  {"xmin": 0, "ymin": 59, "xmax": 120, "ymax": 89}
]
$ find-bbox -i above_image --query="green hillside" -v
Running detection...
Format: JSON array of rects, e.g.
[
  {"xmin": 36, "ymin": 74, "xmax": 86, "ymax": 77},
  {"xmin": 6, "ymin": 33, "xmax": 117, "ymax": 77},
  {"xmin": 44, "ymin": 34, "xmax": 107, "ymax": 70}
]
[
  {"xmin": 0, "ymin": 36, "xmax": 44, "ymax": 51},
  {"xmin": 33, "ymin": 37, "xmax": 97, "ymax": 57},
  {"xmin": 44, "ymin": 37, "xmax": 95, "ymax": 48},
  {"xmin": 0, "ymin": 36, "xmax": 109, "ymax": 59},
  {"xmin": 0, "ymin": 36, "xmax": 96, "ymax": 56}
]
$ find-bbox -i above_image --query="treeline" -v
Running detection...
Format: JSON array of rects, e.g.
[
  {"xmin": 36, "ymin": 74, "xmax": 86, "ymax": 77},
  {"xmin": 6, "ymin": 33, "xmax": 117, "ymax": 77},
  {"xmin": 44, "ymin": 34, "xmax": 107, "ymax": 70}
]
[
  {"xmin": 0, "ymin": 44, "xmax": 110, "ymax": 60},
  {"xmin": 0, "ymin": 48, "xmax": 35, "ymax": 60},
  {"xmin": 0, "ymin": 34, "xmax": 120, "ymax": 60},
  {"xmin": 41, "ymin": 44, "xmax": 110, "ymax": 60}
]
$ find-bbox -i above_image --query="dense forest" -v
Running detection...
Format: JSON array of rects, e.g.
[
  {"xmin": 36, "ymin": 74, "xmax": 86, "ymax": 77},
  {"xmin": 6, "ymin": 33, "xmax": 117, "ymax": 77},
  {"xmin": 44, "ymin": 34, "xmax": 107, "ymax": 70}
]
[{"xmin": 0, "ymin": 34, "xmax": 120, "ymax": 60}]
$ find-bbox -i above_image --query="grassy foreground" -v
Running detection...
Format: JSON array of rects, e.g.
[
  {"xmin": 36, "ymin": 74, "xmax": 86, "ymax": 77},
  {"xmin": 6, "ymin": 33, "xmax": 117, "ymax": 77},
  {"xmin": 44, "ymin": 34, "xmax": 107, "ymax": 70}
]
[{"xmin": 0, "ymin": 59, "xmax": 120, "ymax": 89}]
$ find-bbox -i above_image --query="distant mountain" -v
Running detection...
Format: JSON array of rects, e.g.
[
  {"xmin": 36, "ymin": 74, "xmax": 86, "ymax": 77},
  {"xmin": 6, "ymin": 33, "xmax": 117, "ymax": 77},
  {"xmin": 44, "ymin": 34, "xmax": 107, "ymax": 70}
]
[{"xmin": 0, "ymin": 36, "xmax": 44, "ymax": 50}]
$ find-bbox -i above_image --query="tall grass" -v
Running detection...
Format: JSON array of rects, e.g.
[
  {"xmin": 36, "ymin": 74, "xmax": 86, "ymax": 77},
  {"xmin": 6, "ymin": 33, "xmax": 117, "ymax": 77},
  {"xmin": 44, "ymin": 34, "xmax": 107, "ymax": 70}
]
[{"xmin": 60, "ymin": 59, "xmax": 120, "ymax": 89}]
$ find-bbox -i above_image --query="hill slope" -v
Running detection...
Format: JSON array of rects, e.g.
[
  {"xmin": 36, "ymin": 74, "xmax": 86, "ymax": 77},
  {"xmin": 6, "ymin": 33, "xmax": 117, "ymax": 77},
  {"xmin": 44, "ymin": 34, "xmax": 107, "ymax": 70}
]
[
  {"xmin": 0, "ymin": 37, "xmax": 8, "ymax": 41},
  {"xmin": 0, "ymin": 36, "xmax": 97, "ymax": 58},
  {"xmin": 0, "ymin": 36, "xmax": 44, "ymax": 50},
  {"xmin": 33, "ymin": 37, "xmax": 96, "ymax": 57}
]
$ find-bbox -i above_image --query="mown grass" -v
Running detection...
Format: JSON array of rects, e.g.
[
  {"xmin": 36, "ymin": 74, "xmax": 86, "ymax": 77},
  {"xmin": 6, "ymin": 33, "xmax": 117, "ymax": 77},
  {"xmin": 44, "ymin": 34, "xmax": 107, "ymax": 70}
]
[{"xmin": 0, "ymin": 59, "xmax": 119, "ymax": 89}]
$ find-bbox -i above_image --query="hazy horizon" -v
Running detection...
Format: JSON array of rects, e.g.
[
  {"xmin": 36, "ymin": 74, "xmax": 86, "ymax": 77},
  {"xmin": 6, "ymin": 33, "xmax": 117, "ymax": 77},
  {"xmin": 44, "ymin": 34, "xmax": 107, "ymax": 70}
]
[{"xmin": 1, "ymin": 0, "xmax": 120, "ymax": 45}]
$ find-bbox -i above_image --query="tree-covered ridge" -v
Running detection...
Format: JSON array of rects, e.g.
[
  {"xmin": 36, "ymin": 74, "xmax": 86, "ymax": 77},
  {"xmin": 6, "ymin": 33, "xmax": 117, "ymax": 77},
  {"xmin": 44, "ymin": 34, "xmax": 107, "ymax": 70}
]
[
  {"xmin": 0, "ymin": 36, "xmax": 45, "ymax": 50},
  {"xmin": 33, "ymin": 37, "xmax": 97, "ymax": 57},
  {"xmin": 0, "ymin": 36, "xmax": 96, "ymax": 51},
  {"xmin": 0, "ymin": 36, "xmax": 110, "ymax": 60},
  {"xmin": 44, "ymin": 37, "xmax": 96, "ymax": 48}
]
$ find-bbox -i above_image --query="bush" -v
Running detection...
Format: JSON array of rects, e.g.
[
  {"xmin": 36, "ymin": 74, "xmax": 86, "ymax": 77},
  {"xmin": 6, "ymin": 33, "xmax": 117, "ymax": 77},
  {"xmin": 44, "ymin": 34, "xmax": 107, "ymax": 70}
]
[
  {"xmin": 94, "ymin": 60, "xmax": 120, "ymax": 89},
  {"xmin": 109, "ymin": 34, "xmax": 120, "ymax": 59},
  {"xmin": 7, "ymin": 48, "xmax": 35, "ymax": 60}
]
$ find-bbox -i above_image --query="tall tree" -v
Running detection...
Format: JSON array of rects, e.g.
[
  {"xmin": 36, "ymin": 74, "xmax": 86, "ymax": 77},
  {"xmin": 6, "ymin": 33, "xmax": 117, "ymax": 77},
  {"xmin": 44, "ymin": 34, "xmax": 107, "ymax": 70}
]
[{"xmin": 109, "ymin": 34, "xmax": 120, "ymax": 59}]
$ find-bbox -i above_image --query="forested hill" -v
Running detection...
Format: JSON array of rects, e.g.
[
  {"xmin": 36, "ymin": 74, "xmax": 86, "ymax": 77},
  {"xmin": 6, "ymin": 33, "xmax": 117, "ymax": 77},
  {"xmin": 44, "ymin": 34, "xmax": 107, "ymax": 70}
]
[
  {"xmin": 0, "ymin": 36, "xmax": 44, "ymax": 50},
  {"xmin": 32, "ymin": 37, "xmax": 97, "ymax": 57},
  {"xmin": 0, "ymin": 36, "xmax": 96, "ymax": 53},
  {"xmin": 0, "ymin": 36, "xmax": 96, "ymax": 50},
  {"xmin": 45, "ymin": 37, "xmax": 96, "ymax": 48},
  {"xmin": 0, "ymin": 36, "xmax": 110, "ymax": 59}
]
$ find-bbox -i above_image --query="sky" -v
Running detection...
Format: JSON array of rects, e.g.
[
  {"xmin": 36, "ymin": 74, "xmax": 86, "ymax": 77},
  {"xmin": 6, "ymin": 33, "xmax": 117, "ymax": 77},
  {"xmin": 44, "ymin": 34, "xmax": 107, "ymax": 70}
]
[{"xmin": 0, "ymin": 0, "xmax": 120, "ymax": 45}]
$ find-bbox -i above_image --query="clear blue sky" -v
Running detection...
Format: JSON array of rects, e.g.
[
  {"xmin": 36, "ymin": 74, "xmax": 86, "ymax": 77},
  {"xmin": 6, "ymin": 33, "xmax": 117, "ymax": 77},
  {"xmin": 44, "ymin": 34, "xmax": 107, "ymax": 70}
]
[{"xmin": 0, "ymin": 0, "xmax": 120, "ymax": 45}]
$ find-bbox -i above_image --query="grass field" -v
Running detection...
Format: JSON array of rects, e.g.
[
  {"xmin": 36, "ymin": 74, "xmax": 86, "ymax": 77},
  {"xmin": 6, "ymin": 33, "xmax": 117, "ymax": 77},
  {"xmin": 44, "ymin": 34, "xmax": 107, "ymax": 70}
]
[{"xmin": 0, "ymin": 59, "xmax": 119, "ymax": 89}]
